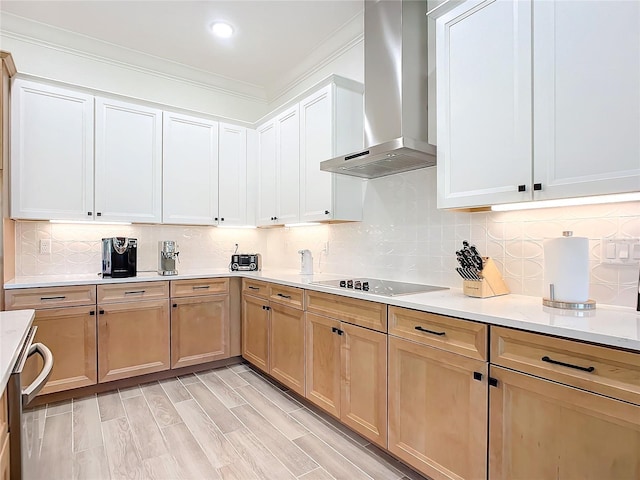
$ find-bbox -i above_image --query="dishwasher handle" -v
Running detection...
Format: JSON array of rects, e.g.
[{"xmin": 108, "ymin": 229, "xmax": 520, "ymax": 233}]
[{"xmin": 22, "ymin": 342, "xmax": 54, "ymax": 407}]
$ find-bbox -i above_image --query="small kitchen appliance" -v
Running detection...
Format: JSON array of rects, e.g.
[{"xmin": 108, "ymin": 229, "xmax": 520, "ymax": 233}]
[
  {"xmin": 158, "ymin": 240, "xmax": 179, "ymax": 276},
  {"xmin": 102, "ymin": 237, "xmax": 137, "ymax": 278},
  {"xmin": 230, "ymin": 253, "xmax": 261, "ymax": 271},
  {"xmin": 298, "ymin": 249, "xmax": 313, "ymax": 275}
]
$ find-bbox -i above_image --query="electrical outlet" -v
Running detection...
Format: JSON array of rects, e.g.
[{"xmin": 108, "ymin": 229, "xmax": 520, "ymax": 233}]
[{"xmin": 39, "ymin": 239, "xmax": 51, "ymax": 255}]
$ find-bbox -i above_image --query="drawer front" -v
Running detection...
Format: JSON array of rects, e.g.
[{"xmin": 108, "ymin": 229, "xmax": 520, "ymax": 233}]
[
  {"xmin": 305, "ymin": 290, "xmax": 387, "ymax": 332},
  {"xmin": 389, "ymin": 306, "xmax": 487, "ymax": 361},
  {"xmin": 242, "ymin": 278, "xmax": 269, "ymax": 300},
  {"xmin": 170, "ymin": 278, "xmax": 229, "ymax": 297},
  {"xmin": 5, "ymin": 285, "xmax": 96, "ymax": 309},
  {"xmin": 491, "ymin": 326, "xmax": 640, "ymax": 406},
  {"xmin": 97, "ymin": 281, "xmax": 169, "ymax": 303},
  {"xmin": 269, "ymin": 284, "xmax": 304, "ymax": 310}
]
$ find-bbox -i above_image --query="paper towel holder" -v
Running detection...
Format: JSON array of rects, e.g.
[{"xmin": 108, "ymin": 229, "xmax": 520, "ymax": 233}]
[{"xmin": 543, "ymin": 283, "xmax": 596, "ymax": 310}]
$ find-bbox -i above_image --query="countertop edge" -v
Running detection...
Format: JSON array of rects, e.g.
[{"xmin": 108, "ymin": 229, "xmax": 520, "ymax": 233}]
[{"xmin": 5, "ymin": 271, "xmax": 640, "ymax": 353}]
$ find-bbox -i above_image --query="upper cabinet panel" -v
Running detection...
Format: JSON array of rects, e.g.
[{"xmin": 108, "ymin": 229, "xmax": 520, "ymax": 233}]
[
  {"xmin": 218, "ymin": 122, "xmax": 248, "ymax": 226},
  {"xmin": 532, "ymin": 0, "xmax": 640, "ymax": 199},
  {"xmin": 95, "ymin": 97, "xmax": 163, "ymax": 223},
  {"xmin": 435, "ymin": 0, "xmax": 533, "ymax": 209},
  {"xmin": 163, "ymin": 111, "xmax": 219, "ymax": 225},
  {"xmin": 11, "ymin": 79, "xmax": 95, "ymax": 220}
]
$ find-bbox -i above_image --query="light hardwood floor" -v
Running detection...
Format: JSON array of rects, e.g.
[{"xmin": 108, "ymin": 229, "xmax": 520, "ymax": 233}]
[{"xmin": 22, "ymin": 363, "xmax": 428, "ymax": 480}]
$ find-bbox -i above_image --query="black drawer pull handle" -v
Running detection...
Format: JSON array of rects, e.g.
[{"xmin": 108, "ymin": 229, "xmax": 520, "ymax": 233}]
[
  {"xmin": 89, "ymin": 310, "xmax": 95, "ymax": 316},
  {"xmin": 193, "ymin": 285, "xmax": 210, "ymax": 290},
  {"xmin": 172, "ymin": 303, "xmax": 177, "ymax": 308},
  {"xmin": 40, "ymin": 296, "xmax": 66, "ymax": 301},
  {"xmin": 99, "ymin": 310, "xmax": 105, "ymax": 315},
  {"xmin": 277, "ymin": 293, "xmax": 291, "ymax": 299},
  {"xmin": 248, "ymin": 286, "xmax": 260, "ymax": 290},
  {"xmin": 124, "ymin": 290, "xmax": 145, "ymax": 295},
  {"xmin": 415, "ymin": 326, "xmax": 445, "ymax": 336},
  {"xmin": 473, "ymin": 371, "xmax": 483, "ymax": 381},
  {"xmin": 541, "ymin": 356, "xmax": 595, "ymax": 373}
]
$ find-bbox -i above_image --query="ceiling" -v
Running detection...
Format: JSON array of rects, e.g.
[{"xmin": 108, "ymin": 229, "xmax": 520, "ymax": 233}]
[{"xmin": 0, "ymin": 0, "xmax": 364, "ymax": 98}]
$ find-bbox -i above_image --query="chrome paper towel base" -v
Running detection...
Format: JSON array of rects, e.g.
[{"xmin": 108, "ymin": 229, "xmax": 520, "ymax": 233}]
[
  {"xmin": 542, "ymin": 298, "xmax": 596, "ymax": 310},
  {"xmin": 543, "ymin": 283, "xmax": 596, "ymax": 310}
]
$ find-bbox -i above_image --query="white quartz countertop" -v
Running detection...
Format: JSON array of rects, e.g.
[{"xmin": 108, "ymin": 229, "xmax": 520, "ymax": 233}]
[
  {"xmin": 6, "ymin": 270, "xmax": 640, "ymax": 353},
  {"xmin": 0, "ymin": 309, "xmax": 35, "ymax": 392}
]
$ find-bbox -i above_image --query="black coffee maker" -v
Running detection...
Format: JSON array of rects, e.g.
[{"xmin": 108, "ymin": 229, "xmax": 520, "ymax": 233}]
[{"xmin": 102, "ymin": 237, "xmax": 137, "ymax": 278}]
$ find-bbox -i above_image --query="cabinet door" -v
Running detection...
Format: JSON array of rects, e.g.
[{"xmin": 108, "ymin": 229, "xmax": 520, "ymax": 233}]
[
  {"xmin": 163, "ymin": 112, "xmax": 218, "ymax": 225},
  {"xmin": 300, "ymin": 85, "xmax": 333, "ymax": 222},
  {"xmin": 275, "ymin": 105, "xmax": 300, "ymax": 224},
  {"xmin": 256, "ymin": 121, "xmax": 277, "ymax": 226},
  {"xmin": 218, "ymin": 123, "xmax": 248, "ymax": 226},
  {"xmin": 533, "ymin": 1, "xmax": 640, "ymax": 200},
  {"xmin": 98, "ymin": 299, "xmax": 170, "ymax": 383},
  {"xmin": 388, "ymin": 336, "xmax": 488, "ymax": 480},
  {"xmin": 22, "ymin": 306, "xmax": 97, "ymax": 395},
  {"xmin": 489, "ymin": 365, "xmax": 640, "ymax": 479},
  {"xmin": 241, "ymin": 294, "xmax": 270, "ymax": 372},
  {"xmin": 340, "ymin": 322, "xmax": 387, "ymax": 448},
  {"xmin": 171, "ymin": 294, "xmax": 229, "ymax": 369},
  {"xmin": 435, "ymin": 0, "xmax": 532, "ymax": 208},
  {"xmin": 95, "ymin": 97, "xmax": 162, "ymax": 223},
  {"xmin": 10, "ymin": 79, "xmax": 94, "ymax": 221},
  {"xmin": 269, "ymin": 303, "xmax": 305, "ymax": 395},
  {"xmin": 305, "ymin": 312, "xmax": 341, "ymax": 417},
  {"xmin": 0, "ymin": 433, "xmax": 8, "ymax": 480}
]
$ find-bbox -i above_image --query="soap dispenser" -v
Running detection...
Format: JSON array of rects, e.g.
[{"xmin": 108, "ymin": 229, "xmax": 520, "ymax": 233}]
[{"xmin": 298, "ymin": 249, "xmax": 313, "ymax": 275}]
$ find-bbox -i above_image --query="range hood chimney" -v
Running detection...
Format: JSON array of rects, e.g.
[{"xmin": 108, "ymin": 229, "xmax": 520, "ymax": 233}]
[{"xmin": 320, "ymin": 0, "xmax": 436, "ymax": 179}]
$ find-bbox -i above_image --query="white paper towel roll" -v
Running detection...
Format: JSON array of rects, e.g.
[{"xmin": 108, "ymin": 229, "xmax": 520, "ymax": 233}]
[{"xmin": 543, "ymin": 232, "xmax": 590, "ymax": 303}]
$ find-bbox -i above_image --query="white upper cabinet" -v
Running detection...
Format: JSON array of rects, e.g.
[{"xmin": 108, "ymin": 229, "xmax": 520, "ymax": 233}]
[
  {"xmin": 299, "ymin": 81, "xmax": 364, "ymax": 223},
  {"xmin": 433, "ymin": 0, "xmax": 640, "ymax": 209},
  {"xmin": 435, "ymin": 0, "xmax": 533, "ymax": 209},
  {"xmin": 532, "ymin": 0, "xmax": 640, "ymax": 200},
  {"xmin": 162, "ymin": 111, "xmax": 219, "ymax": 225},
  {"xmin": 257, "ymin": 105, "xmax": 300, "ymax": 226},
  {"xmin": 95, "ymin": 97, "xmax": 162, "ymax": 223},
  {"xmin": 275, "ymin": 105, "xmax": 300, "ymax": 225},
  {"xmin": 218, "ymin": 122, "xmax": 248, "ymax": 226},
  {"xmin": 11, "ymin": 79, "xmax": 95, "ymax": 221},
  {"xmin": 257, "ymin": 120, "xmax": 278, "ymax": 226}
]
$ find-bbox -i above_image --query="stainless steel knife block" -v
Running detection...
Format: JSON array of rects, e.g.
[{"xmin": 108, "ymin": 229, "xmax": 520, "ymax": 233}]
[{"xmin": 462, "ymin": 257, "xmax": 510, "ymax": 298}]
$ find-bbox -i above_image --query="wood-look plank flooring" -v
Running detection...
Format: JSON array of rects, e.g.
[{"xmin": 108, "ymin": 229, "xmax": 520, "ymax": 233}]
[{"xmin": 23, "ymin": 363, "xmax": 428, "ymax": 480}]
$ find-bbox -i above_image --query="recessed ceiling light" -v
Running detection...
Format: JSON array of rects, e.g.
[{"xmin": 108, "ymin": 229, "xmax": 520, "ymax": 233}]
[{"xmin": 211, "ymin": 22, "xmax": 234, "ymax": 38}]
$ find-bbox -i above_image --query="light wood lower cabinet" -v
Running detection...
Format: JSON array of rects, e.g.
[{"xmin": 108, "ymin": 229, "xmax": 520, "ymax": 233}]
[
  {"xmin": 24, "ymin": 306, "xmax": 97, "ymax": 394},
  {"xmin": 98, "ymin": 299, "xmax": 170, "ymax": 383},
  {"xmin": 0, "ymin": 433, "xmax": 8, "ymax": 480},
  {"xmin": 489, "ymin": 365, "xmax": 640, "ymax": 479},
  {"xmin": 170, "ymin": 294, "xmax": 229, "ymax": 369},
  {"xmin": 388, "ymin": 335, "xmax": 488, "ymax": 480},
  {"xmin": 305, "ymin": 312, "xmax": 388, "ymax": 447},
  {"xmin": 269, "ymin": 302, "xmax": 305, "ymax": 396},
  {"xmin": 305, "ymin": 312, "xmax": 341, "ymax": 417},
  {"xmin": 241, "ymin": 293, "xmax": 270, "ymax": 373}
]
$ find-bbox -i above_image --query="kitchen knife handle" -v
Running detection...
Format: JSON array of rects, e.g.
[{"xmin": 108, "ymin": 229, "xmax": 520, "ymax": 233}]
[
  {"xmin": 541, "ymin": 355, "xmax": 595, "ymax": 373},
  {"xmin": 415, "ymin": 326, "xmax": 446, "ymax": 336}
]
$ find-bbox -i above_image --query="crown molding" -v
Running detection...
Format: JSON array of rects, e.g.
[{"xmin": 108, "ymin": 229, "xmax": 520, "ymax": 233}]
[{"xmin": 1, "ymin": 13, "xmax": 268, "ymax": 103}]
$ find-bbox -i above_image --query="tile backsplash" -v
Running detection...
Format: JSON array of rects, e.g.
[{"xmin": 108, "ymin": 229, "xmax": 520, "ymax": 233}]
[{"xmin": 14, "ymin": 168, "xmax": 640, "ymax": 308}]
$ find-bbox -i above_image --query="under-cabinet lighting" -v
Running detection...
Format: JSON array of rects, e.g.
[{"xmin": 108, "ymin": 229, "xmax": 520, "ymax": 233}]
[
  {"xmin": 284, "ymin": 222, "xmax": 321, "ymax": 228},
  {"xmin": 217, "ymin": 225, "xmax": 257, "ymax": 229},
  {"xmin": 50, "ymin": 220, "xmax": 132, "ymax": 225},
  {"xmin": 490, "ymin": 192, "xmax": 640, "ymax": 212}
]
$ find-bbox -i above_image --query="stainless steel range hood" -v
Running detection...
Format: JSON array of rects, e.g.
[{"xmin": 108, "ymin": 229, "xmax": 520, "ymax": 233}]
[{"xmin": 320, "ymin": 0, "xmax": 436, "ymax": 179}]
